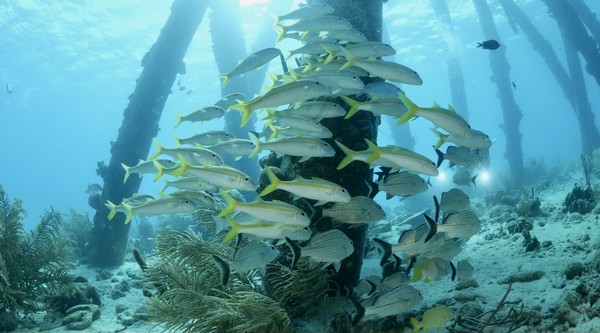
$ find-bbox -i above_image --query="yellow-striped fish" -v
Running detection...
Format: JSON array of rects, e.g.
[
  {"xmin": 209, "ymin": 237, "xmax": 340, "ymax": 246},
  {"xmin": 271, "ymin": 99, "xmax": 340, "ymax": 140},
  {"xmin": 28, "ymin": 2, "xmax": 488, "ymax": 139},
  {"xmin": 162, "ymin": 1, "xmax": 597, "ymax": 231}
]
[
  {"xmin": 410, "ymin": 305, "xmax": 452, "ymax": 333},
  {"xmin": 260, "ymin": 167, "xmax": 350, "ymax": 205}
]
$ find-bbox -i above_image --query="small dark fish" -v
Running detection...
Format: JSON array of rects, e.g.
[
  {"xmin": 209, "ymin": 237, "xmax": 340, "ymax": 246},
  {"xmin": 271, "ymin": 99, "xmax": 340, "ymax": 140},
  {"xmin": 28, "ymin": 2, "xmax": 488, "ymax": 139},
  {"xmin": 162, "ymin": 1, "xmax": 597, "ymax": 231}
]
[
  {"xmin": 6, "ymin": 84, "xmax": 12, "ymax": 94},
  {"xmin": 85, "ymin": 183, "xmax": 102, "ymax": 195},
  {"xmin": 177, "ymin": 80, "xmax": 181, "ymax": 87},
  {"xmin": 178, "ymin": 86, "xmax": 186, "ymax": 91},
  {"xmin": 477, "ymin": 39, "xmax": 500, "ymax": 50},
  {"xmin": 512, "ymin": 81, "xmax": 517, "ymax": 90},
  {"xmin": 186, "ymin": 89, "xmax": 192, "ymax": 95}
]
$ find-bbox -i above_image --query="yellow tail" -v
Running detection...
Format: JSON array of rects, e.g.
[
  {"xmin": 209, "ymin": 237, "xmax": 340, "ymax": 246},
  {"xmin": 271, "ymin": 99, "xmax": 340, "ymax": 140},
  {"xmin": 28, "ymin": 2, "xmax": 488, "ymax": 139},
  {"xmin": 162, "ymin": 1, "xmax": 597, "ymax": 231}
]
[
  {"xmin": 397, "ymin": 93, "xmax": 419, "ymax": 125},
  {"xmin": 259, "ymin": 167, "xmax": 281, "ymax": 196},
  {"xmin": 335, "ymin": 141, "xmax": 357, "ymax": 170},
  {"xmin": 222, "ymin": 216, "xmax": 241, "ymax": 243},
  {"xmin": 217, "ymin": 190, "xmax": 239, "ymax": 218}
]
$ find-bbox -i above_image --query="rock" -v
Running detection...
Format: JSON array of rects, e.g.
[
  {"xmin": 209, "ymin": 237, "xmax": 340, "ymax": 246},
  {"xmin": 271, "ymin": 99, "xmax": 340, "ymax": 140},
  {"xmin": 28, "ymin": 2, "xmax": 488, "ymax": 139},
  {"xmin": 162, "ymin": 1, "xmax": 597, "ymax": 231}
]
[
  {"xmin": 498, "ymin": 270, "xmax": 544, "ymax": 284},
  {"xmin": 456, "ymin": 279, "xmax": 479, "ymax": 290},
  {"xmin": 564, "ymin": 262, "xmax": 584, "ymax": 280},
  {"xmin": 111, "ymin": 289, "xmax": 126, "ymax": 299},
  {"xmin": 96, "ymin": 269, "xmax": 112, "ymax": 281},
  {"xmin": 115, "ymin": 304, "xmax": 128, "ymax": 314},
  {"xmin": 114, "ymin": 281, "xmax": 130, "ymax": 292},
  {"xmin": 454, "ymin": 291, "xmax": 480, "ymax": 302},
  {"xmin": 73, "ymin": 275, "xmax": 88, "ymax": 283},
  {"xmin": 63, "ymin": 304, "xmax": 100, "ymax": 330},
  {"xmin": 457, "ymin": 301, "xmax": 484, "ymax": 318},
  {"xmin": 507, "ymin": 218, "xmax": 532, "ymax": 234}
]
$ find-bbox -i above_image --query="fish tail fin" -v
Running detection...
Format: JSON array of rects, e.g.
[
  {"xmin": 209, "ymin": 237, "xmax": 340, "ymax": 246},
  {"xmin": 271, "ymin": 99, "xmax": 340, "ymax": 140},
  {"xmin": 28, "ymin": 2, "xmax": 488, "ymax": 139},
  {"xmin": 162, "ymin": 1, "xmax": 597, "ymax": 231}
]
[
  {"xmin": 335, "ymin": 140, "xmax": 357, "ymax": 170},
  {"xmin": 152, "ymin": 160, "xmax": 166, "ymax": 182},
  {"xmin": 434, "ymin": 148, "xmax": 444, "ymax": 168},
  {"xmin": 121, "ymin": 163, "xmax": 132, "ymax": 183},
  {"xmin": 450, "ymin": 261, "xmax": 457, "ymax": 281},
  {"xmin": 321, "ymin": 44, "xmax": 337, "ymax": 64},
  {"xmin": 219, "ymin": 73, "xmax": 231, "ymax": 88},
  {"xmin": 373, "ymin": 238, "xmax": 393, "ymax": 266},
  {"xmin": 274, "ymin": 17, "xmax": 286, "ymax": 43},
  {"xmin": 122, "ymin": 203, "xmax": 134, "ymax": 224},
  {"xmin": 149, "ymin": 139, "xmax": 163, "ymax": 160},
  {"xmin": 105, "ymin": 200, "xmax": 118, "ymax": 220},
  {"xmin": 212, "ymin": 255, "xmax": 231, "ymax": 286},
  {"xmin": 340, "ymin": 96, "xmax": 361, "ymax": 119},
  {"xmin": 228, "ymin": 100, "xmax": 253, "ymax": 127},
  {"xmin": 303, "ymin": 58, "xmax": 315, "ymax": 73},
  {"xmin": 247, "ymin": 132, "xmax": 262, "ymax": 158},
  {"xmin": 423, "ymin": 214, "xmax": 437, "ymax": 243},
  {"xmin": 173, "ymin": 135, "xmax": 182, "ymax": 146},
  {"xmin": 410, "ymin": 316, "xmax": 423, "ymax": 333},
  {"xmin": 285, "ymin": 237, "xmax": 301, "ymax": 270},
  {"xmin": 397, "ymin": 93, "xmax": 418, "ymax": 125},
  {"xmin": 217, "ymin": 190, "xmax": 238, "ymax": 218},
  {"xmin": 267, "ymin": 124, "xmax": 279, "ymax": 141},
  {"xmin": 363, "ymin": 139, "xmax": 381, "ymax": 164},
  {"xmin": 349, "ymin": 296, "xmax": 365, "ymax": 327},
  {"xmin": 471, "ymin": 174, "xmax": 478, "ymax": 187},
  {"xmin": 259, "ymin": 167, "xmax": 281, "ymax": 196},
  {"xmin": 339, "ymin": 46, "xmax": 355, "ymax": 71},
  {"xmin": 288, "ymin": 67, "xmax": 300, "ymax": 81},
  {"xmin": 222, "ymin": 216, "xmax": 241, "ymax": 243},
  {"xmin": 174, "ymin": 113, "xmax": 183, "ymax": 128},
  {"xmin": 430, "ymin": 128, "xmax": 448, "ymax": 149},
  {"xmin": 170, "ymin": 153, "xmax": 190, "ymax": 177}
]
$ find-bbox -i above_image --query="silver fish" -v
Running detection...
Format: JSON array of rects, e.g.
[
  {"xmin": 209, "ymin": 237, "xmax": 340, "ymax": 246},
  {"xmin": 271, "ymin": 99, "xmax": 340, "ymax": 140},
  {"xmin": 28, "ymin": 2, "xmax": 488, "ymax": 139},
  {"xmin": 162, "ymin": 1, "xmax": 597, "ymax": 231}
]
[
  {"xmin": 452, "ymin": 168, "xmax": 477, "ymax": 187},
  {"xmin": 175, "ymin": 130, "xmax": 236, "ymax": 146},
  {"xmin": 212, "ymin": 241, "xmax": 280, "ymax": 285},
  {"xmin": 322, "ymin": 196, "xmax": 386, "ymax": 225},
  {"xmin": 440, "ymin": 188, "xmax": 470, "ymax": 213},
  {"xmin": 436, "ymin": 146, "xmax": 487, "ymax": 168},
  {"xmin": 378, "ymin": 172, "xmax": 429, "ymax": 200},
  {"xmin": 436, "ymin": 210, "xmax": 481, "ymax": 240},
  {"xmin": 456, "ymin": 259, "xmax": 474, "ymax": 281},
  {"xmin": 287, "ymin": 229, "xmax": 354, "ymax": 271},
  {"xmin": 351, "ymin": 285, "xmax": 423, "ymax": 325}
]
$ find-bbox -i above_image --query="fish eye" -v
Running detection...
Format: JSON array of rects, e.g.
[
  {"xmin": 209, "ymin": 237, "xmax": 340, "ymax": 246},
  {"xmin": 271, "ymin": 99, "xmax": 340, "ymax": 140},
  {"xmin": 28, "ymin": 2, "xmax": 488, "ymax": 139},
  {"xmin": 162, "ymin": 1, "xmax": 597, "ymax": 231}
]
[
  {"xmin": 341, "ymin": 189, "xmax": 346, "ymax": 192},
  {"xmin": 352, "ymin": 76, "xmax": 357, "ymax": 79},
  {"xmin": 271, "ymin": 245, "xmax": 276, "ymax": 250},
  {"xmin": 413, "ymin": 71, "xmax": 418, "ymax": 76},
  {"xmin": 324, "ymin": 143, "xmax": 329, "ymax": 147},
  {"xmin": 301, "ymin": 212, "xmax": 306, "ymax": 216},
  {"xmin": 244, "ymin": 177, "xmax": 249, "ymax": 181},
  {"xmin": 303, "ymin": 226, "xmax": 309, "ymax": 230}
]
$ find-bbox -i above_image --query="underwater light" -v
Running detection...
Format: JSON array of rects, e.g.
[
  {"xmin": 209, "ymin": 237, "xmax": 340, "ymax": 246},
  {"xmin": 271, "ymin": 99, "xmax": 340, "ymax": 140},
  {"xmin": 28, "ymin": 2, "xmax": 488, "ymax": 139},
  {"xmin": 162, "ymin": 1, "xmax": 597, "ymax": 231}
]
[
  {"xmin": 479, "ymin": 170, "xmax": 491, "ymax": 184},
  {"xmin": 437, "ymin": 170, "xmax": 447, "ymax": 182}
]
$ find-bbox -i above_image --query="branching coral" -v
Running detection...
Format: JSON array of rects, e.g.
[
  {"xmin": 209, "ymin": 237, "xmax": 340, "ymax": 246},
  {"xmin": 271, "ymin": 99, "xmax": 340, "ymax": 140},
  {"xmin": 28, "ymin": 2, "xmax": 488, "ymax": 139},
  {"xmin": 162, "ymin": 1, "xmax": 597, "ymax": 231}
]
[
  {"xmin": 264, "ymin": 260, "xmax": 329, "ymax": 317},
  {"xmin": 142, "ymin": 230, "xmax": 291, "ymax": 333},
  {"xmin": 0, "ymin": 185, "xmax": 73, "ymax": 315}
]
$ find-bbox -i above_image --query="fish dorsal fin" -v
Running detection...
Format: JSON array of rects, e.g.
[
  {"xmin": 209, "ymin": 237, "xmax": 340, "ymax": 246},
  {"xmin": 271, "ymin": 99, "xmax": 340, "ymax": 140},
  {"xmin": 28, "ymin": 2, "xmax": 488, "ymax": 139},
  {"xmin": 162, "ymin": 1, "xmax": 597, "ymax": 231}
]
[
  {"xmin": 448, "ymin": 104, "xmax": 457, "ymax": 113},
  {"xmin": 432, "ymin": 102, "xmax": 441, "ymax": 108}
]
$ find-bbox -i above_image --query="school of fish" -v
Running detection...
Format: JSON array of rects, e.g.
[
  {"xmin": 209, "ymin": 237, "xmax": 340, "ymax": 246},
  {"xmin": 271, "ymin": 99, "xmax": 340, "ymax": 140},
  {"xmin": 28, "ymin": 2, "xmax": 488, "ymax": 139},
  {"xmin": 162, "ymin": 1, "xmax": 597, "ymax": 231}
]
[{"xmin": 105, "ymin": 3, "xmax": 492, "ymax": 329}]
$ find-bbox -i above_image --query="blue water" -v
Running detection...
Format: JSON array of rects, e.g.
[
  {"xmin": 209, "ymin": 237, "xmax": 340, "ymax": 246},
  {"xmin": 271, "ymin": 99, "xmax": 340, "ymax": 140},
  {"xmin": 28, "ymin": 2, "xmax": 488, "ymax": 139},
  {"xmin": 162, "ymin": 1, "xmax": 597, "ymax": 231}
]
[{"xmin": 0, "ymin": 0, "xmax": 598, "ymax": 230}]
